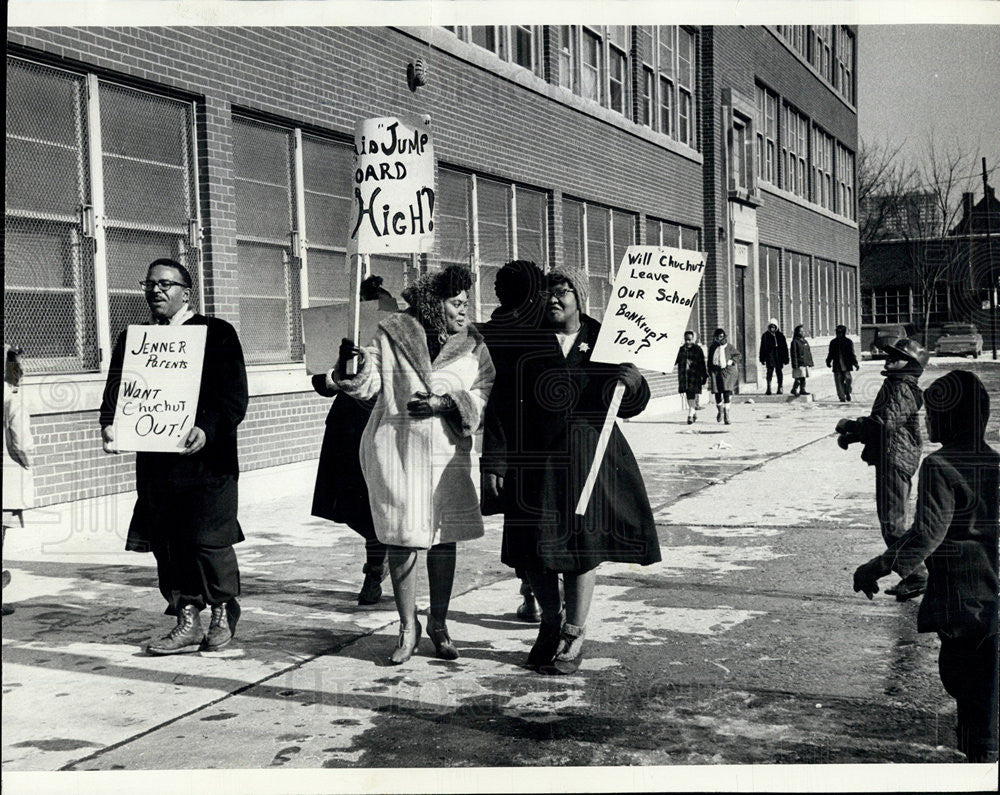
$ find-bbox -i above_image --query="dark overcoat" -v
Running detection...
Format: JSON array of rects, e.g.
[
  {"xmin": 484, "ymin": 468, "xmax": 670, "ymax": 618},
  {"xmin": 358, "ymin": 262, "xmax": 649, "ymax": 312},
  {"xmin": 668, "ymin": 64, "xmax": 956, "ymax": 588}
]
[
  {"xmin": 100, "ymin": 315, "xmax": 249, "ymax": 552},
  {"xmin": 310, "ymin": 383, "xmax": 377, "ymax": 539},
  {"xmin": 876, "ymin": 440, "xmax": 999, "ymax": 637},
  {"xmin": 674, "ymin": 343, "xmax": 708, "ymax": 394},
  {"xmin": 826, "ymin": 336, "xmax": 859, "ymax": 372},
  {"xmin": 758, "ymin": 330, "xmax": 789, "ymax": 367},
  {"xmin": 484, "ymin": 315, "xmax": 660, "ymax": 572},
  {"xmin": 790, "ymin": 337, "xmax": 814, "ymax": 368}
]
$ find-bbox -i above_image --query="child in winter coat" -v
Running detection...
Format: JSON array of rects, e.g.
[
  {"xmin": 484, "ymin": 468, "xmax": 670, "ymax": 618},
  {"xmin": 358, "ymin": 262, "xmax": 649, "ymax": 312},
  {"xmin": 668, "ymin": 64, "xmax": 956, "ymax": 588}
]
[
  {"xmin": 837, "ymin": 337, "xmax": 928, "ymax": 600},
  {"xmin": 853, "ymin": 369, "xmax": 998, "ymax": 762},
  {"xmin": 789, "ymin": 325, "xmax": 814, "ymax": 396}
]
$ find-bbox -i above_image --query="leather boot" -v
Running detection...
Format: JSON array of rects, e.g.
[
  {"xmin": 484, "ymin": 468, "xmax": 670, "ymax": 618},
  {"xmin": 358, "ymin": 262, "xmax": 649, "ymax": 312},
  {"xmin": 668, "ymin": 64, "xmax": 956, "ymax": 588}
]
[
  {"xmin": 516, "ymin": 578, "xmax": 540, "ymax": 622},
  {"xmin": 203, "ymin": 603, "xmax": 233, "ymax": 651},
  {"xmin": 542, "ymin": 623, "xmax": 586, "ymax": 675},
  {"xmin": 526, "ymin": 612, "xmax": 564, "ymax": 670},
  {"xmin": 723, "ymin": 406, "xmax": 731, "ymax": 425},
  {"xmin": 358, "ymin": 562, "xmax": 388, "ymax": 606},
  {"xmin": 148, "ymin": 604, "xmax": 204, "ymax": 655}
]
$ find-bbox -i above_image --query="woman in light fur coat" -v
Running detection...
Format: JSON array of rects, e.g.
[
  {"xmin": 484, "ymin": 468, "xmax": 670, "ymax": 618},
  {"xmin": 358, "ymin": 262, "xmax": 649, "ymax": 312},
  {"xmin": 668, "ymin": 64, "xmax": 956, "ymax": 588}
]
[{"xmin": 335, "ymin": 265, "xmax": 495, "ymax": 664}]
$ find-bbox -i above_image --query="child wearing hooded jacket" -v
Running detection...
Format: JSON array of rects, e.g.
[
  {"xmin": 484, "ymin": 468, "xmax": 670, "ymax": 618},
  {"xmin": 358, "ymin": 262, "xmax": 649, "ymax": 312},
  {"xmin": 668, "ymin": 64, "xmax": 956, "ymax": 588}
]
[
  {"xmin": 836, "ymin": 337, "xmax": 929, "ymax": 601},
  {"xmin": 853, "ymin": 369, "xmax": 999, "ymax": 763}
]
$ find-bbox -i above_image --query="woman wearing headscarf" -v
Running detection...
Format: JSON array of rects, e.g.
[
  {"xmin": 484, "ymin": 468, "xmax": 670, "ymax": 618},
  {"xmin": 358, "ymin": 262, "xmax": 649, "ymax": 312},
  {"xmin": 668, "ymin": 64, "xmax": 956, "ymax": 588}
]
[
  {"xmin": 334, "ymin": 265, "xmax": 494, "ymax": 664},
  {"xmin": 485, "ymin": 266, "xmax": 659, "ymax": 675}
]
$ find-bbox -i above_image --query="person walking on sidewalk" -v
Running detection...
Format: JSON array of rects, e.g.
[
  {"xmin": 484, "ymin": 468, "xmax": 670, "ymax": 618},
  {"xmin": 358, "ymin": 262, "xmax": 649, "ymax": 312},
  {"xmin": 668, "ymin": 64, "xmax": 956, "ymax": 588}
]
[
  {"xmin": 488, "ymin": 266, "xmax": 660, "ymax": 675},
  {"xmin": 836, "ymin": 337, "xmax": 928, "ymax": 601},
  {"xmin": 334, "ymin": 265, "xmax": 495, "ymax": 664},
  {"xmin": 311, "ymin": 276, "xmax": 398, "ymax": 607},
  {"xmin": 826, "ymin": 324, "xmax": 860, "ymax": 402},
  {"xmin": 3, "ymin": 345, "xmax": 34, "ymax": 617},
  {"xmin": 675, "ymin": 330, "xmax": 708, "ymax": 424},
  {"xmin": 853, "ymin": 369, "xmax": 999, "ymax": 762},
  {"xmin": 100, "ymin": 259, "xmax": 249, "ymax": 655},
  {"xmin": 758, "ymin": 319, "xmax": 789, "ymax": 395},
  {"xmin": 480, "ymin": 259, "xmax": 547, "ymax": 623},
  {"xmin": 789, "ymin": 325, "xmax": 814, "ymax": 396},
  {"xmin": 707, "ymin": 328, "xmax": 741, "ymax": 425}
]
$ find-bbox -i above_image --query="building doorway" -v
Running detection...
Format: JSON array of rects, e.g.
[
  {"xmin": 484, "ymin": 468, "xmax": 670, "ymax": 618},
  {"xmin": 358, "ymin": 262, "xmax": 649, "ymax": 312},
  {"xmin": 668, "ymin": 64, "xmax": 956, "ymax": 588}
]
[{"xmin": 734, "ymin": 264, "xmax": 749, "ymax": 382}]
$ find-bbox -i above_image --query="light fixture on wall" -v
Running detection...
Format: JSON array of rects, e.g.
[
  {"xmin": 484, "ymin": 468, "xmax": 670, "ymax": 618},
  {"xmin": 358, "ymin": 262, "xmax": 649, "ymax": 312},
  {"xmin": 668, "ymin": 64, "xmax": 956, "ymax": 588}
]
[{"xmin": 407, "ymin": 59, "xmax": 427, "ymax": 92}]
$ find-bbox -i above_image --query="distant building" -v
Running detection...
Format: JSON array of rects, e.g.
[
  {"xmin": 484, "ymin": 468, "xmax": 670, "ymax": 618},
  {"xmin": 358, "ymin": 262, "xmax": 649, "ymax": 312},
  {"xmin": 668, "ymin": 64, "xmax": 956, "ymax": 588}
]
[
  {"xmin": 860, "ymin": 177, "xmax": 1000, "ymax": 341},
  {"xmin": 6, "ymin": 24, "xmax": 859, "ymax": 507}
]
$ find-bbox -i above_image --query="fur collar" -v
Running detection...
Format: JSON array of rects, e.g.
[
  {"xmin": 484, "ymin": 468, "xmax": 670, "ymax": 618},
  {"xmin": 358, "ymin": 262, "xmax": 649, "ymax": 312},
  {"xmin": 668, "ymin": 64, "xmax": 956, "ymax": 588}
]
[{"xmin": 378, "ymin": 310, "xmax": 483, "ymax": 388}]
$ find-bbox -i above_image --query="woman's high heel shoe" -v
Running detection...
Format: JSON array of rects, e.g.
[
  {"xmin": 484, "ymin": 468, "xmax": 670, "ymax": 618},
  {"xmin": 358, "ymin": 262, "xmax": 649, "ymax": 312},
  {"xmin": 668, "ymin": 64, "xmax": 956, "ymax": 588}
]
[
  {"xmin": 388, "ymin": 618, "xmax": 422, "ymax": 664},
  {"xmin": 426, "ymin": 615, "xmax": 459, "ymax": 660}
]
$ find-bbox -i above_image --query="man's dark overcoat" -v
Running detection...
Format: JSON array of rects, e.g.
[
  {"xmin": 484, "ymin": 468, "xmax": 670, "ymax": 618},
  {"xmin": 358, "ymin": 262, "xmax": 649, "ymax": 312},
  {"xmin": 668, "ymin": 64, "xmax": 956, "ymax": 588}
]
[
  {"xmin": 100, "ymin": 315, "xmax": 249, "ymax": 552},
  {"xmin": 483, "ymin": 314, "xmax": 660, "ymax": 572}
]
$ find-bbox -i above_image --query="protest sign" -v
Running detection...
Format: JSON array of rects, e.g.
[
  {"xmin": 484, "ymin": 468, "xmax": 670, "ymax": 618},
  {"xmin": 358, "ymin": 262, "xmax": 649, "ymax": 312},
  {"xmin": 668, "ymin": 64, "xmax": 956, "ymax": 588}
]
[
  {"xmin": 589, "ymin": 245, "xmax": 706, "ymax": 373},
  {"xmin": 348, "ymin": 115, "xmax": 435, "ymax": 255},
  {"xmin": 112, "ymin": 325, "xmax": 207, "ymax": 453},
  {"xmin": 577, "ymin": 245, "xmax": 704, "ymax": 515}
]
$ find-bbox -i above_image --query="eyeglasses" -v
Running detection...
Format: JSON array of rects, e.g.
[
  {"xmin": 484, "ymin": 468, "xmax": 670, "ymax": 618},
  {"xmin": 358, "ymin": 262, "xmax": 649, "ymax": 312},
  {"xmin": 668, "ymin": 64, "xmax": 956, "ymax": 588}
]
[
  {"xmin": 538, "ymin": 287, "xmax": 575, "ymax": 300},
  {"xmin": 139, "ymin": 279, "xmax": 188, "ymax": 292}
]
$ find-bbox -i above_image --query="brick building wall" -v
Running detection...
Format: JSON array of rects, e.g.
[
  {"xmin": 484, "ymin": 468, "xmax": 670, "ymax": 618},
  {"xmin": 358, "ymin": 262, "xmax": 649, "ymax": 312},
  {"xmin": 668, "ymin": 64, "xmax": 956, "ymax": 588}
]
[{"xmin": 7, "ymin": 24, "xmax": 857, "ymax": 506}]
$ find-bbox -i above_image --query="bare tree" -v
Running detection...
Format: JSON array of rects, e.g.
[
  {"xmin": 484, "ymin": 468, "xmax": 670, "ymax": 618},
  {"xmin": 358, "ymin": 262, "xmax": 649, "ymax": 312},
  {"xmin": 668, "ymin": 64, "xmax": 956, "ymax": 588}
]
[{"xmin": 857, "ymin": 138, "xmax": 916, "ymax": 263}]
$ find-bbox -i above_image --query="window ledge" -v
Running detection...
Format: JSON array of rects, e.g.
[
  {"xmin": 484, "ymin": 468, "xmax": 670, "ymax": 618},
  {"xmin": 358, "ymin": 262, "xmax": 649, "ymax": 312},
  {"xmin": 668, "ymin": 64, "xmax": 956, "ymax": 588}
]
[
  {"xmin": 728, "ymin": 188, "xmax": 762, "ymax": 207},
  {"xmin": 759, "ymin": 182, "xmax": 857, "ymax": 229},
  {"xmin": 20, "ymin": 363, "xmax": 314, "ymax": 416}
]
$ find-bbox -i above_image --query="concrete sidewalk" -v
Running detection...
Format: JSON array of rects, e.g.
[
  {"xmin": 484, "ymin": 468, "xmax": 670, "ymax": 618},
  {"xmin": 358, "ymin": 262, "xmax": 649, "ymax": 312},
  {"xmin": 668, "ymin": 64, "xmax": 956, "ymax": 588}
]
[{"xmin": 3, "ymin": 361, "xmax": 998, "ymax": 792}]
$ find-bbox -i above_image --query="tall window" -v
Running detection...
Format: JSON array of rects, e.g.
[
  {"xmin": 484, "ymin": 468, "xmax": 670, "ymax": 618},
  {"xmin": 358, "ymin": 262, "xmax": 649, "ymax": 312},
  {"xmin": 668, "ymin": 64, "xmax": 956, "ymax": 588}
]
[
  {"xmin": 562, "ymin": 200, "xmax": 636, "ymax": 321},
  {"xmin": 676, "ymin": 27, "xmax": 696, "ymax": 147},
  {"xmin": 786, "ymin": 251, "xmax": 811, "ymax": 331},
  {"xmin": 836, "ymin": 28, "xmax": 855, "ymax": 104},
  {"xmin": 477, "ymin": 178, "xmax": 512, "ymax": 320},
  {"xmin": 762, "ymin": 246, "xmax": 782, "ymax": 329},
  {"xmin": 581, "ymin": 28, "xmax": 603, "ymax": 103},
  {"xmin": 812, "ymin": 127, "xmax": 835, "ymax": 210},
  {"xmin": 233, "ymin": 117, "xmax": 300, "ymax": 363},
  {"xmin": 810, "ymin": 25, "xmax": 834, "ymax": 83},
  {"xmin": 558, "ymin": 26, "xmax": 577, "ymax": 90},
  {"xmin": 641, "ymin": 66, "xmax": 655, "ymax": 127},
  {"xmin": 301, "ymin": 136, "xmax": 354, "ymax": 307},
  {"xmin": 839, "ymin": 264, "xmax": 858, "ymax": 332},
  {"xmin": 755, "ymin": 85, "xmax": 777, "ymax": 184},
  {"xmin": 6, "ymin": 57, "xmax": 200, "ymax": 375},
  {"xmin": 437, "ymin": 167, "xmax": 473, "ymax": 274},
  {"xmin": 731, "ymin": 116, "xmax": 750, "ymax": 191},
  {"xmin": 782, "ymin": 105, "xmax": 809, "ymax": 198},
  {"xmin": 836, "ymin": 143, "xmax": 856, "ymax": 220},
  {"xmin": 607, "ymin": 26, "xmax": 629, "ymax": 117},
  {"xmin": 814, "ymin": 258, "xmax": 836, "ymax": 335}
]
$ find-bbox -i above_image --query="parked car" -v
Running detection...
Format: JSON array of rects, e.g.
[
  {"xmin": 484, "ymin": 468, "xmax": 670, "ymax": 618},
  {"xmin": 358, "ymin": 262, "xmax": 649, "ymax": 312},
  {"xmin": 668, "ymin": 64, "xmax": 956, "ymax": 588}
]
[
  {"xmin": 861, "ymin": 323, "xmax": 918, "ymax": 359},
  {"xmin": 934, "ymin": 322, "xmax": 984, "ymax": 358}
]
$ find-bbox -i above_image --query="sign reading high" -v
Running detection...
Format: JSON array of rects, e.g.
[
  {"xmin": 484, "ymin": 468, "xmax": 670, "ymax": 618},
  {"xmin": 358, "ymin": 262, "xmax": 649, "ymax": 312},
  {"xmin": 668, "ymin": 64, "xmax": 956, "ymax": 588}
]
[
  {"xmin": 590, "ymin": 245, "xmax": 706, "ymax": 373},
  {"xmin": 349, "ymin": 115, "xmax": 435, "ymax": 254}
]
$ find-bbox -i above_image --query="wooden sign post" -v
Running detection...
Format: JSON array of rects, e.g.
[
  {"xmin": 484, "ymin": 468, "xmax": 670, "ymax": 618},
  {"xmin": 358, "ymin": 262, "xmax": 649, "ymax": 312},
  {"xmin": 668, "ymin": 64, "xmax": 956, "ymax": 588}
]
[
  {"xmin": 576, "ymin": 245, "xmax": 706, "ymax": 515},
  {"xmin": 112, "ymin": 325, "xmax": 207, "ymax": 453}
]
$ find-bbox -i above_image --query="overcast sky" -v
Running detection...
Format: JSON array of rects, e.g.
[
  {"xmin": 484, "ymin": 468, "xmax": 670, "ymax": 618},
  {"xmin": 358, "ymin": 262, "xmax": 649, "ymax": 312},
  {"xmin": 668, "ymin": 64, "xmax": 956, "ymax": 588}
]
[{"xmin": 858, "ymin": 25, "xmax": 1000, "ymax": 186}]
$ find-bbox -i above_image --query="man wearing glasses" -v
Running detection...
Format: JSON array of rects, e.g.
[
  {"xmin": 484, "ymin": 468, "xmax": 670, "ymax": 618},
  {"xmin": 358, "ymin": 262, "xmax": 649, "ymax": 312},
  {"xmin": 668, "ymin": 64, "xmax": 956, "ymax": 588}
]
[{"xmin": 100, "ymin": 258, "xmax": 249, "ymax": 655}]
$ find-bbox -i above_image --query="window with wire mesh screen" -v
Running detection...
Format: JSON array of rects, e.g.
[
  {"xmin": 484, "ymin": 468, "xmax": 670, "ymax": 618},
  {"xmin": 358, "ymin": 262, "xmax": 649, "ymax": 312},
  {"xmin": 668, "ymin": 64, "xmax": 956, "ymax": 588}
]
[
  {"xmin": 233, "ymin": 117, "xmax": 301, "ymax": 364},
  {"xmin": 436, "ymin": 167, "xmax": 473, "ymax": 293},
  {"xmin": 477, "ymin": 178, "xmax": 512, "ymax": 321},
  {"xmin": 586, "ymin": 206, "xmax": 610, "ymax": 320},
  {"xmin": 5, "ymin": 58, "xmax": 98, "ymax": 373},
  {"xmin": 302, "ymin": 134, "xmax": 351, "ymax": 309},
  {"xmin": 100, "ymin": 81, "xmax": 200, "ymax": 344}
]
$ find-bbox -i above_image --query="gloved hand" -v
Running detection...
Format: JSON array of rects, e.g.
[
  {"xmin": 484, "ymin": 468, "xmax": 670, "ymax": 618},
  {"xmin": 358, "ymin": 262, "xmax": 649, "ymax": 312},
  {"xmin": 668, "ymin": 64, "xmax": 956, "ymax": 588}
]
[
  {"xmin": 336, "ymin": 338, "xmax": 365, "ymax": 380},
  {"xmin": 616, "ymin": 362, "xmax": 644, "ymax": 396},
  {"xmin": 484, "ymin": 473, "xmax": 505, "ymax": 501},
  {"xmin": 835, "ymin": 418, "xmax": 862, "ymax": 450},
  {"xmin": 853, "ymin": 556, "xmax": 890, "ymax": 600},
  {"xmin": 407, "ymin": 391, "xmax": 456, "ymax": 418}
]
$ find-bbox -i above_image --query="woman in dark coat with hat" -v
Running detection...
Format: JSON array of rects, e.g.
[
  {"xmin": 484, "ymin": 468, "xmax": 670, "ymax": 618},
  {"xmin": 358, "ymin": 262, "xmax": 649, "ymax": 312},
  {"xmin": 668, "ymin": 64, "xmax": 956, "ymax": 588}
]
[{"xmin": 484, "ymin": 266, "xmax": 660, "ymax": 675}]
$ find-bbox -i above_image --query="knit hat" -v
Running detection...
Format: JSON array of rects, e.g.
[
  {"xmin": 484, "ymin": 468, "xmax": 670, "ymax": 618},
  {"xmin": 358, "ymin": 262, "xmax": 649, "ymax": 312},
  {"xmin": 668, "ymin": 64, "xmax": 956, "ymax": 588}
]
[{"xmin": 546, "ymin": 266, "xmax": 589, "ymax": 312}]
